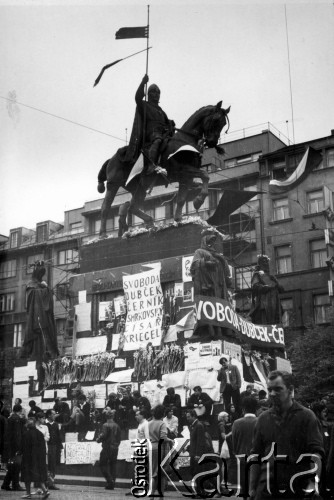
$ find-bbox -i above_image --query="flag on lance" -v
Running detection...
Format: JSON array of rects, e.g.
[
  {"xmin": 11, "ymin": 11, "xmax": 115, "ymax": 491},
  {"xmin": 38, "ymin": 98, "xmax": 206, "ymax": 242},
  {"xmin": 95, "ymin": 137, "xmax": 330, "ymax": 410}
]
[
  {"xmin": 122, "ymin": 264, "xmax": 164, "ymax": 351},
  {"xmin": 115, "ymin": 26, "xmax": 149, "ymax": 39}
]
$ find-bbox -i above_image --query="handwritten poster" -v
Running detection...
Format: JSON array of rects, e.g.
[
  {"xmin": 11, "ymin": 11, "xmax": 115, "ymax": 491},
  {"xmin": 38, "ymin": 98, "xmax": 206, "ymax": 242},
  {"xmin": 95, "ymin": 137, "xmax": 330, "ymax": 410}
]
[
  {"xmin": 65, "ymin": 442, "xmax": 101, "ymax": 465},
  {"xmin": 122, "ymin": 265, "xmax": 163, "ymax": 350},
  {"xmin": 75, "ymin": 335, "xmax": 107, "ymax": 356}
]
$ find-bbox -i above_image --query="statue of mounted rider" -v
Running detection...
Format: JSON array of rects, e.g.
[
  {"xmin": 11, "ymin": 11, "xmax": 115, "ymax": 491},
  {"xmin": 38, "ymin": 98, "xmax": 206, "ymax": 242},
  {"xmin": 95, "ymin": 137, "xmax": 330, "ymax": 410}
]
[
  {"xmin": 94, "ymin": 15, "xmax": 230, "ymax": 238},
  {"xmin": 96, "ymin": 73, "xmax": 230, "ymax": 238}
]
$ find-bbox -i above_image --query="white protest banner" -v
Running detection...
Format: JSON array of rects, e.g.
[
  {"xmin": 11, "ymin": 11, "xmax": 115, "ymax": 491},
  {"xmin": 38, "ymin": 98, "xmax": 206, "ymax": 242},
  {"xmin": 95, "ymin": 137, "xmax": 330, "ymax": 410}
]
[{"xmin": 122, "ymin": 264, "xmax": 163, "ymax": 350}]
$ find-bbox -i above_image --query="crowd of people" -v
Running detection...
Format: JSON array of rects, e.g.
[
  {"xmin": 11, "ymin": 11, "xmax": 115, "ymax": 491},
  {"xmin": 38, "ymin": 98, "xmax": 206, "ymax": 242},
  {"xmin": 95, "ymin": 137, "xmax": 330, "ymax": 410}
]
[{"xmin": 1, "ymin": 370, "xmax": 333, "ymax": 499}]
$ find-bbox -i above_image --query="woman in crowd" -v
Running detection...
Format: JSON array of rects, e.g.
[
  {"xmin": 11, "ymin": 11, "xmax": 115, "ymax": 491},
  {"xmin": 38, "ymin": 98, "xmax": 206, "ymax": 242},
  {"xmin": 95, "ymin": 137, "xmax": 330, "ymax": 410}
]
[{"xmin": 21, "ymin": 418, "xmax": 49, "ymax": 499}]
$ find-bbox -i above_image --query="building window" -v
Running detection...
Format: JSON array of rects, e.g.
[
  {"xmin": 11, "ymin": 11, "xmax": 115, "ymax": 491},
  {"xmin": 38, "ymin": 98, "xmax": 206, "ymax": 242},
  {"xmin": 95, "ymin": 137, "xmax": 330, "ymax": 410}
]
[
  {"xmin": 56, "ymin": 283, "xmax": 70, "ymax": 301},
  {"xmin": 275, "ymin": 245, "xmax": 292, "ymax": 274},
  {"xmin": 0, "ymin": 259, "xmax": 17, "ymax": 278},
  {"xmin": 70, "ymin": 221, "xmax": 83, "ymax": 233},
  {"xmin": 26, "ymin": 254, "xmax": 44, "ymax": 274},
  {"xmin": 313, "ymin": 294, "xmax": 330, "ymax": 324},
  {"xmin": 10, "ymin": 231, "xmax": 18, "ymax": 248},
  {"xmin": 235, "ymin": 267, "xmax": 253, "ymax": 290},
  {"xmin": 281, "ymin": 298, "xmax": 293, "ymax": 327},
  {"xmin": 306, "ymin": 189, "xmax": 324, "ymax": 214},
  {"xmin": 272, "ymin": 159, "xmax": 286, "ymax": 180},
  {"xmin": 273, "ymin": 198, "xmax": 290, "ymax": 221},
  {"xmin": 13, "ymin": 323, "xmax": 23, "ymax": 348},
  {"xmin": 56, "ymin": 318, "xmax": 67, "ymax": 337},
  {"xmin": 327, "ymin": 148, "xmax": 334, "ymax": 168},
  {"xmin": 310, "ymin": 240, "xmax": 327, "ymax": 268},
  {"xmin": 36, "ymin": 224, "xmax": 48, "ymax": 243},
  {"xmin": 58, "ymin": 249, "xmax": 78, "ymax": 265},
  {"xmin": 0, "ymin": 293, "xmax": 15, "ymax": 312}
]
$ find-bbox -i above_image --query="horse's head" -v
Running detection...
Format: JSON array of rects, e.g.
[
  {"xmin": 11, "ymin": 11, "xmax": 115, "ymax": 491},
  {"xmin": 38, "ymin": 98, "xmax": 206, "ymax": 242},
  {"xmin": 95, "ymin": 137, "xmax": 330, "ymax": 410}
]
[{"xmin": 202, "ymin": 101, "xmax": 230, "ymax": 148}]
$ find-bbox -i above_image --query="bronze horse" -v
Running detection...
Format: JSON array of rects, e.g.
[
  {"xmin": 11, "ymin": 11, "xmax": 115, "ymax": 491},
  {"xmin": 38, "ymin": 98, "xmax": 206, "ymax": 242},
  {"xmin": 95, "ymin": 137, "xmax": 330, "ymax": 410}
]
[{"xmin": 97, "ymin": 101, "xmax": 230, "ymax": 237}]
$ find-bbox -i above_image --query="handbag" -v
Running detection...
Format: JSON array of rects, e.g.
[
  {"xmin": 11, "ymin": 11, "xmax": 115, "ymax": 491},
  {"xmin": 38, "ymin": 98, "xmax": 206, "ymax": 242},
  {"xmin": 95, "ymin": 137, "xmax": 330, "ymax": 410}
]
[{"xmin": 220, "ymin": 440, "xmax": 230, "ymax": 459}]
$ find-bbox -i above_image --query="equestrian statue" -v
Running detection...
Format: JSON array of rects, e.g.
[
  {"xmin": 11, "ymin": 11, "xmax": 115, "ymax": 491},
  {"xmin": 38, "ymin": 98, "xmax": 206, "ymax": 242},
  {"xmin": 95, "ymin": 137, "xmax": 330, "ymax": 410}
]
[{"xmin": 97, "ymin": 74, "xmax": 230, "ymax": 238}]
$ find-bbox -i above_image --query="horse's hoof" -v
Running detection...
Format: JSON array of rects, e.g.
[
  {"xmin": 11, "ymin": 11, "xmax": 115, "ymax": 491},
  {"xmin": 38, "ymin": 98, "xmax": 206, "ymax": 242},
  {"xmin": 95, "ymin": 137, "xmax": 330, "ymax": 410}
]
[
  {"xmin": 193, "ymin": 195, "xmax": 205, "ymax": 210},
  {"xmin": 99, "ymin": 232, "xmax": 107, "ymax": 239},
  {"xmin": 97, "ymin": 182, "xmax": 105, "ymax": 194}
]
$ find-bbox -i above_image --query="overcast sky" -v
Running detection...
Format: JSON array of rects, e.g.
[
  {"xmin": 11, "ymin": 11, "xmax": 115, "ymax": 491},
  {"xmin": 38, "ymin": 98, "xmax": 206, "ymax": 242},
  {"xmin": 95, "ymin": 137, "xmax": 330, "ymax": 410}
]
[{"xmin": 1, "ymin": 0, "xmax": 333, "ymax": 236}]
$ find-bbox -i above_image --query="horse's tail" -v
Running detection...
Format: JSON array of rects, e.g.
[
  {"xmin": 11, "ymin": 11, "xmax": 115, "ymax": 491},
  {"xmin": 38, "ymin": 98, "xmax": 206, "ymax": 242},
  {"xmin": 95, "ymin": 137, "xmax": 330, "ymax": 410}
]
[{"xmin": 97, "ymin": 159, "xmax": 109, "ymax": 193}]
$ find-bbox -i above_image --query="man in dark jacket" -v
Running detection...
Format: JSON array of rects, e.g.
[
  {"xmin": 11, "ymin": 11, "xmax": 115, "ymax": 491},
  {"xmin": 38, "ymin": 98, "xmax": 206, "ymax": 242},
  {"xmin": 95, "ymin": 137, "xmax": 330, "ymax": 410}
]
[
  {"xmin": 232, "ymin": 396, "xmax": 258, "ymax": 497},
  {"xmin": 1, "ymin": 404, "xmax": 25, "ymax": 491},
  {"xmin": 217, "ymin": 357, "xmax": 242, "ymax": 415},
  {"xmin": 249, "ymin": 370, "xmax": 324, "ymax": 500},
  {"xmin": 27, "ymin": 400, "xmax": 42, "ymax": 418},
  {"xmin": 97, "ymin": 408, "xmax": 121, "ymax": 490},
  {"xmin": 46, "ymin": 409, "xmax": 63, "ymax": 490},
  {"xmin": 162, "ymin": 387, "xmax": 182, "ymax": 421},
  {"xmin": 187, "ymin": 386, "xmax": 213, "ymax": 424},
  {"xmin": 186, "ymin": 409, "xmax": 213, "ymax": 497}
]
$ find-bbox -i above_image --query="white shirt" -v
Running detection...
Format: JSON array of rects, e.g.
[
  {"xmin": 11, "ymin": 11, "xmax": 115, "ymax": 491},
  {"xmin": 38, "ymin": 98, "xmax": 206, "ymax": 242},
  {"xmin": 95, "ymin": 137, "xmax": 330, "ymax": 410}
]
[
  {"xmin": 36, "ymin": 423, "xmax": 50, "ymax": 452},
  {"xmin": 136, "ymin": 419, "xmax": 149, "ymax": 441}
]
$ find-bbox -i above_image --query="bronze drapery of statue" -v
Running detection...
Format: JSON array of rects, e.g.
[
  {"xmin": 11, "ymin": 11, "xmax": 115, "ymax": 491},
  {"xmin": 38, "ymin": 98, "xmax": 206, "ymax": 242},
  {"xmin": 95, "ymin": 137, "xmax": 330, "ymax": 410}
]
[
  {"xmin": 23, "ymin": 261, "xmax": 59, "ymax": 365},
  {"xmin": 124, "ymin": 74, "xmax": 175, "ymax": 171},
  {"xmin": 191, "ymin": 228, "xmax": 232, "ymax": 338},
  {"xmin": 250, "ymin": 254, "xmax": 284, "ymax": 325}
]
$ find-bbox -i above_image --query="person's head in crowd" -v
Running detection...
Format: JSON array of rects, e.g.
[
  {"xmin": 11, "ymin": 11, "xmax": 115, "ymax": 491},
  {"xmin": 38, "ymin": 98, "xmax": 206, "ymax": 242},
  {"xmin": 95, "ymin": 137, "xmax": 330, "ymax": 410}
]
[
  {"xmin": 258, "ymin": 390, "xmax": 267, "ymax": 400},
  {"xmin": 242, "ymin": 396, "xmax": 258, "ymax": 415},
  {"xmin": 152, "ymin": 405, "xmax": 165, "ymax": 420},
  {"xmin": 252, "ymin": 390, "xmax": 260, "ymax": 402},
  {"xmin": 135, "ymin": 409, "xmax": 147, "ymax": 424},
  {"xmin": 228, "ymin": 403, "xmax": 236, "ymax": 415},
  {"xmin": 186, "ymin": 409, "xmax": 198, "ymax": 425},
  {"xmin": 78, "ymin": 394, "xmax": 86, "ymax": 403},
  {"xmin": 219, "ymin": 357, "xmax": 229, "ymax": 369},
  {"xmin": 36, "ymin": 411, "xmax": 46, "ymax": 424},
  {"xmin": 311, "ymin": 402, "xmax": 328, "ymax": 422},
  {"xmin": 133, "ymin": 390, "xmax": 141, "ymax": 399},
  {"xmin": 103, "ymin": 407, "xmax": 116, "ymax": 420},
  {"xmin": 165, "ymin": 407, "xmax": 173, "ymax": 419},
  {"xmin": 193, "ymin": 386, "xmax": 202, "ymax": 396},
  {"xmin": 26, "ymin": 417, "xmax": 36, "ymax": 429},
  {"xmin": 46, "ymin": 409, "xmax": 56, "ymax": 422},
  {"xmin": 217, "ymin": 411, "xmax": 229, "ymax": 423},
  {"xmin": 108, "ymin": 393, "xmax": 118, "ymax": 401},
  {"xmin": 13, "ymin": 404, "xmax": 22, "ymax": 414},
  {"xmin": 267, "ymin": 370, "xmax": 294, "ymax": 413},
  {"xmin": 29, "ymin": 400, "xmax": 37, "ymax": 409},
  {"xmin": 166, "ymin": 387, "xmax": 175, "ymax": 396},
  {"xmin": 14, "ymin": 398, "xmax": 22, "ymax": 406},
  {"xmin": 245, "ymin": 384, "xmax": 253, "ymax": 395}
]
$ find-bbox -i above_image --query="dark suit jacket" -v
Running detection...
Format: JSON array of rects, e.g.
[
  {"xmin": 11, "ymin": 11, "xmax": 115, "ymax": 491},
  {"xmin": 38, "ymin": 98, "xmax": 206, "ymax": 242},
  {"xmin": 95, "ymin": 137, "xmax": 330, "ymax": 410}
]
[
  {"xmin": 217, "ymin": 364, "xmax": 241, "ymax": 392},
  {"xmin": 232, "ymin": 415, "xmax": 257, "ymax": 456},
  {"xmin": 188, "ymin": 419, "xmax": 206, "ymax": 457}
]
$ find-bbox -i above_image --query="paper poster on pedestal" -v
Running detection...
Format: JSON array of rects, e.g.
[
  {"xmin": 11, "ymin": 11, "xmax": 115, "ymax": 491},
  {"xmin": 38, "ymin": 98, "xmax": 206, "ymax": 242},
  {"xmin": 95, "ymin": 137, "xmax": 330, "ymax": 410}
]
[
  {"xmin": 13, "ymin": 383, "xmax": 29, "ymax": 399},
  {"xmin": 182, "ymin": 255, "xmax": 194, "ymax": 282},
  {"xmin": 122, "ymin": 264, "xmax": 164, "ymax": 350},
  {"xmin": 75, "ymin": 335, "xmax": 107, "ymax": 356},
  {"xmin": 99, "ymin": 301, "xmax": 114, "ymax": 322},
  {"xmin": 75, "ymin": 302, "xmax": 91, "ymax": 332},
  {"xmin": 223, "ymin": 341, "xmax": 242, "ymax": 363}
]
